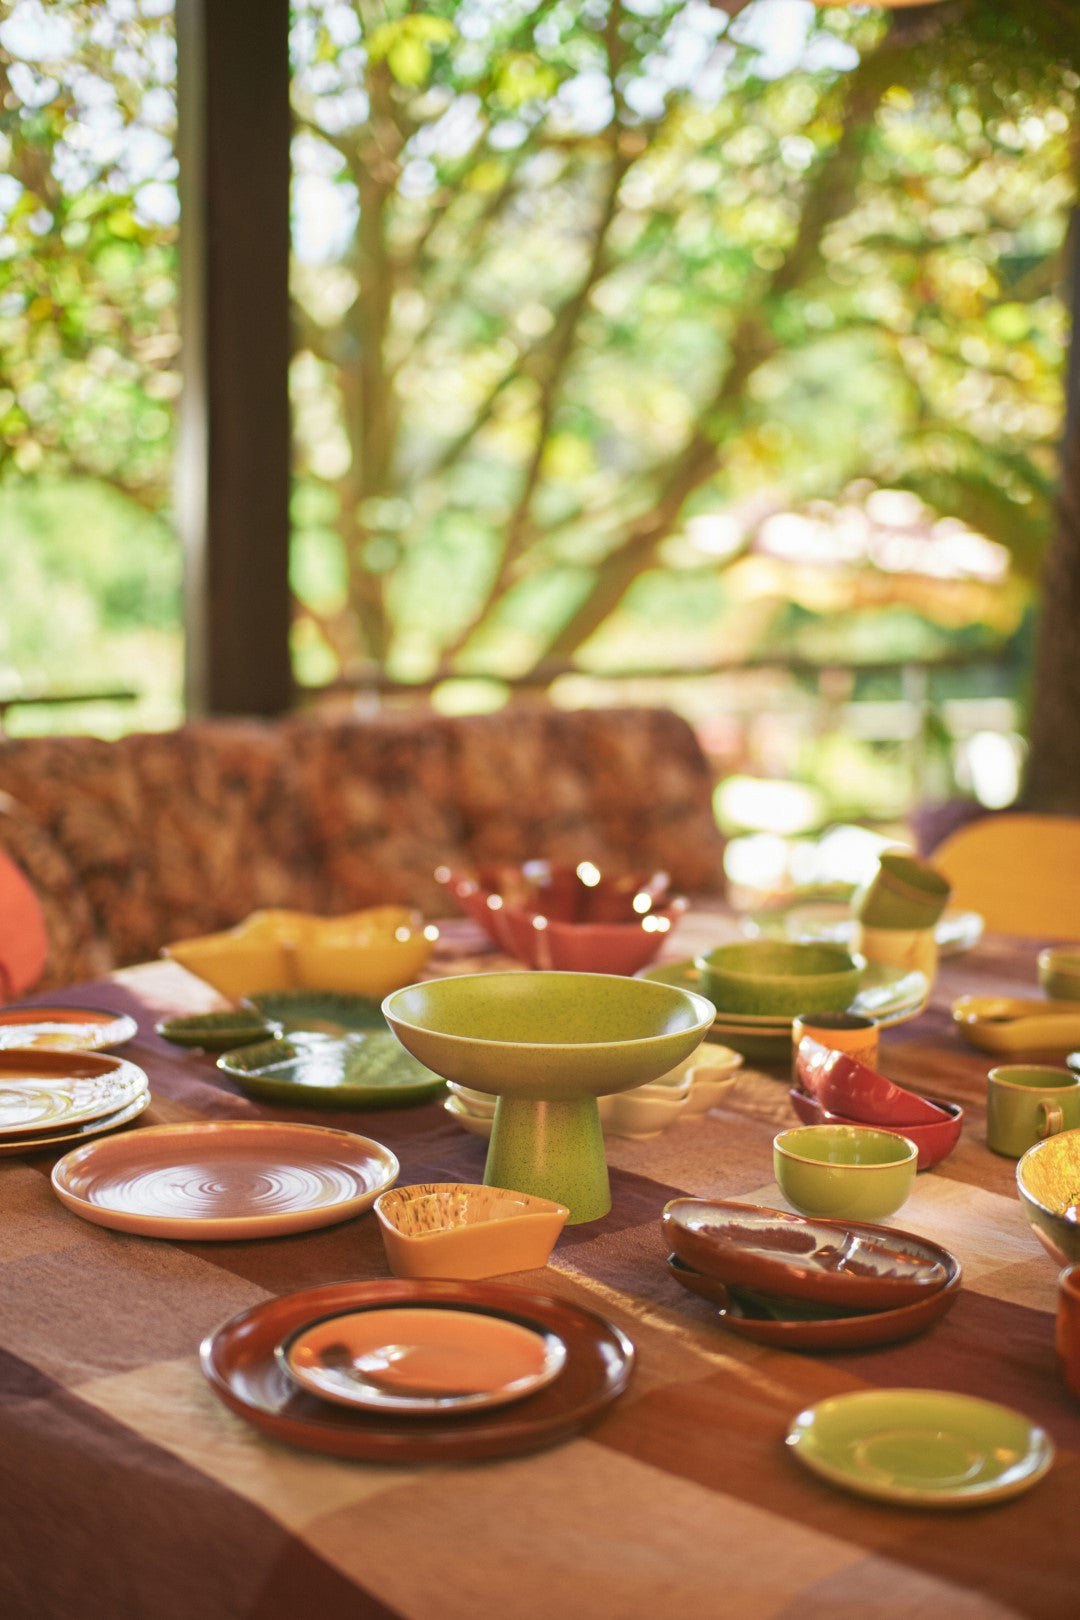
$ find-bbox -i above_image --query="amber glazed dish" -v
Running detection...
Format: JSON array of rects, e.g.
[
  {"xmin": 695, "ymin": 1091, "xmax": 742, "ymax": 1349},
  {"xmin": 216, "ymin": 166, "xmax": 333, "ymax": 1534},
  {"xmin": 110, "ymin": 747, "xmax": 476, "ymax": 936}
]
[{"xmin": 200, "ymin": 1277, "xmax": 635, "ymax": 1462}]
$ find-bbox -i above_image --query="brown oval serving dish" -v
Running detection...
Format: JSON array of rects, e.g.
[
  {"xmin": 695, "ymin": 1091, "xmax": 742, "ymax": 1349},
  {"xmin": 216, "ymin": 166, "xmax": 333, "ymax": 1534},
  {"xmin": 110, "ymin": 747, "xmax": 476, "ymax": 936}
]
[
  {"xmin": 666, "ymin": 1250, "xmax": 961, "ymax": 1351},
  {"xmin": 661, "ymin": 1198, "xmax": 951, "ymax": 1311}
]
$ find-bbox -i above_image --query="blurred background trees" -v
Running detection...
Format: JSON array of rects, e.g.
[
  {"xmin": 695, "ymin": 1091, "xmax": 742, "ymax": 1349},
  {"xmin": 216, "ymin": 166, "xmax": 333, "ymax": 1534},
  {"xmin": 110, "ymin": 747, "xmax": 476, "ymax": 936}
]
[{"xmin": 0, "ymin": 0, "xmax": 1076, "ymax": 823}]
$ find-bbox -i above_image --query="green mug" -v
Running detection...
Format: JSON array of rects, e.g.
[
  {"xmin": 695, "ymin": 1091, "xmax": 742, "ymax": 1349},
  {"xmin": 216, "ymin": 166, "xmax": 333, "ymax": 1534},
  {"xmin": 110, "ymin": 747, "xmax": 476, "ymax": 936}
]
[
  {"xmin": 986, "ymin": 1064, "xmax": 1080, "ymax": 1158},
  {"xmin": 853, "ymin": 851, "xmax": 951, "ymax": 931}
]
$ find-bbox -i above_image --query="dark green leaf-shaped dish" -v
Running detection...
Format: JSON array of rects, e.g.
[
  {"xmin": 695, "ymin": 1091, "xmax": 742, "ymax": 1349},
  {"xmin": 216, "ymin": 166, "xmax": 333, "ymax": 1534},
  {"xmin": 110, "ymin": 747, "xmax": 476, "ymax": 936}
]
[
  {"xmin": 217, "ymin": 1031, "xmax": 445, "ymax": 1109},
  {"xmin": 156, "ymin": 1010, "xmax": 283, "ymax": 1050},
  {"xmin": 241, "ymin": 991, "xmax": 386, "ymax": 1037}
]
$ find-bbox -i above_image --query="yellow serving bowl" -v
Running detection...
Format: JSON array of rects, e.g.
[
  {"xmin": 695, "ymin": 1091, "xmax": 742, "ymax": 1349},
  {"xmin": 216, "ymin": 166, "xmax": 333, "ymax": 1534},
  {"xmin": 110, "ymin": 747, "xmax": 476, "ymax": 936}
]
[{"xmin": 164, "ymin": 907, "xmax": 436, "ymax": 999}]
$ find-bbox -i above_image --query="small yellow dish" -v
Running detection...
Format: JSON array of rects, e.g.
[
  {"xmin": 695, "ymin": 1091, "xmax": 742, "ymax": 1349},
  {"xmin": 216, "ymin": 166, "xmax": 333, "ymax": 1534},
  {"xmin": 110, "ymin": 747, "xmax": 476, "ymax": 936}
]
[
  {"xmin": 162, "ymin": 933, "xmax": 289, "ymax": 999},
  {"xmin": 374, "ymin": 1182, "xmax": 569, "ymax": 1280},
  {"xmin": 952, "ymin": 996, "xmax": 1080, "ymax": 1056}
]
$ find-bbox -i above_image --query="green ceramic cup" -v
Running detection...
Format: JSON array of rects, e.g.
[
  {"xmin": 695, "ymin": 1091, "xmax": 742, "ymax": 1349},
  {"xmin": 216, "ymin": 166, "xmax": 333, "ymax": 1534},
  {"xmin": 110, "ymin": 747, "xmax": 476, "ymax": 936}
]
[
  {"xmin": 773, "ymin": 1123, "xmax": 918, "ymax": 1220},
  {"xmin": 986, "ymin": 1064, "xmax": 1080, "ymax": 1159},
  {"xmin": 853, "ymin": 852, "xmax": 951, "ymax": 931}
]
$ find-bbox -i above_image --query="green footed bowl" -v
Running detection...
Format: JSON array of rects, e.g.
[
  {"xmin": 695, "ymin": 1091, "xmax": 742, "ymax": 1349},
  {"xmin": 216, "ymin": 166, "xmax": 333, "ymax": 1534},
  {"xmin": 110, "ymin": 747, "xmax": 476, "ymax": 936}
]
[{"xmin": 383, "ymin": 972, "xmax": 713, "ymax": 1223}]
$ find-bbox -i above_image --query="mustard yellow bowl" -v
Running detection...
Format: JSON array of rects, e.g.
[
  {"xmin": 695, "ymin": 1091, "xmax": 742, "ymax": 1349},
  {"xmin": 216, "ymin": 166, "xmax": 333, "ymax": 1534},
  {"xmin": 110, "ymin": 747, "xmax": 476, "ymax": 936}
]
[
  {"xmin": 1016, "ymin": 1129, "xmax": 1080, "ymax": 1266},
  {"xmin": 374, "ymin": 1182, "xmax": 569, "ymax": 1280},
  {"xmin": 162, "ymin": 933, "xmax": 289, "ymax": 999}
]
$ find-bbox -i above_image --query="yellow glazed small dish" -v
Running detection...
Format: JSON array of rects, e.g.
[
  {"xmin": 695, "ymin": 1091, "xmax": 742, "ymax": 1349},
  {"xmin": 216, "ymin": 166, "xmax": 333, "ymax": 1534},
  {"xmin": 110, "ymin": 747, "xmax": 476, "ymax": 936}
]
[
  {"xmin": 162, "ymin": 932, "xmax": 289, "ymax": 999},
  {"xmin": 374, "ymin": 1182, "xmax": 569, "ymax": 1280},
  {"xmin": 952, "ymin": 995, "xmax": 1080, "ymax": 1055}
]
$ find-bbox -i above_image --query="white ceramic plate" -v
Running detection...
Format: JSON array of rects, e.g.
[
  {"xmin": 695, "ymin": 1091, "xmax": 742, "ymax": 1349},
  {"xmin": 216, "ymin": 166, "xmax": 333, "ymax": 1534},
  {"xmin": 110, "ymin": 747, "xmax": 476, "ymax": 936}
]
[{"xmin": 743, "ymin": 902, "xmax": 984, "ymax": 958}]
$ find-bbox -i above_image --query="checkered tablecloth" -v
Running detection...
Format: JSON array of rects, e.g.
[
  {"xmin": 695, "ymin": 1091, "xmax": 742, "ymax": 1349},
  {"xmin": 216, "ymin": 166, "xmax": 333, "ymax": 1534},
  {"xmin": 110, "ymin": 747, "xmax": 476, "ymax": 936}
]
[{"xmin": 1, "ymin": 916, "xmax": 1077, "ymax": 1620}]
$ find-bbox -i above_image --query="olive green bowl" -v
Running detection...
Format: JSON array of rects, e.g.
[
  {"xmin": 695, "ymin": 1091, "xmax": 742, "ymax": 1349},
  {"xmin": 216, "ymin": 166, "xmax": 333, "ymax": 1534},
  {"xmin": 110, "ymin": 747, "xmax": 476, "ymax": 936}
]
[
  {"xmin": 695, "ymin": 941, "xmax": 863, "ymax": 1017},
  {"xmin": 773, "ymin": 1123, "xmax": 918, "ymax": 1221},
  {"xmin": 383, "ymin": 971, "xmax": 714, "ymax": 1224}
]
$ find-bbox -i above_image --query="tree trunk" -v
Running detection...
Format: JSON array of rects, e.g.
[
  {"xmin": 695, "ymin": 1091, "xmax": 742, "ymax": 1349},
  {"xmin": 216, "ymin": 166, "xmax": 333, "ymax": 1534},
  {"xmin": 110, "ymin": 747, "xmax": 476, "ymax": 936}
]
[{"xmin": 1025, "ymin": 206, "xmax": 1080, "ymax": 811}]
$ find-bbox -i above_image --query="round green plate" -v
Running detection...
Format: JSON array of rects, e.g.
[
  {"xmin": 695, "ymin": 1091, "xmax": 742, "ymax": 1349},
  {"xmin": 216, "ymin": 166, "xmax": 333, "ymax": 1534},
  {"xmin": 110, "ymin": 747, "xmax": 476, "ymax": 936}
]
[
  {"xmin": 786, "ymin": 1389, "xmax": 1055, "ymax": 1508},
  {"xmin": 217, "ymin": 1032, "xmax": 445, "ymax": 1109},
  {"xmin": 156, "ymin": 1011, "xmax": 282, "ymax": 1051},
  {"xmin": 242, "ymin": 991, "xmax": 387, "ymax": 1036}
]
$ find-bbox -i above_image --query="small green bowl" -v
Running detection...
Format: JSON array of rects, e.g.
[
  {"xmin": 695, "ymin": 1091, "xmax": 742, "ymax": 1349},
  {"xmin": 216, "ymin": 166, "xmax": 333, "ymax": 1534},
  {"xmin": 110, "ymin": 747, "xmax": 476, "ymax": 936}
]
[
  {"xmin": 695, "ymin": 941, "xmax": 862, "ymax": 1017},
  {"xmin": 774, "ymin": 1123, "xmax": 918, "ymax": 1221},
  {"xmin": 1038, "ymin": 946, "xmax": 1080, "ymax": 1004}
]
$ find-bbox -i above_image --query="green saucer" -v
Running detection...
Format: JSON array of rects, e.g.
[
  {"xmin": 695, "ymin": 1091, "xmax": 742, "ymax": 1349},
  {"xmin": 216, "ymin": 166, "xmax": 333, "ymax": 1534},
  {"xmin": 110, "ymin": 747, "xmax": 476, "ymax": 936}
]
[
  {"xmin": 242, "ymin": 991, "xmax": 386, "ymax": 1036},
  {"xmin": 786, "ymin": 1389, "xmax": 1055, "ymax": 1508},
  {"xmin": 156, "ymin": 1011, "xmax": 282, "ymax": 1051},
  {"xmin": 218, "ymin": 1032, "xmax": 445, "ymax": 1109}
]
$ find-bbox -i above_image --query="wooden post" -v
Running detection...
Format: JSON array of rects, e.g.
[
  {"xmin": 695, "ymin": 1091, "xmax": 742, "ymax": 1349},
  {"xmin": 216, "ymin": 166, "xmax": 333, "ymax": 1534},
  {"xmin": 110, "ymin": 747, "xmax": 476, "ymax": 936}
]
[{"xmin": 175, "ymin": 0, "xmax": 292, "ymax": 717}]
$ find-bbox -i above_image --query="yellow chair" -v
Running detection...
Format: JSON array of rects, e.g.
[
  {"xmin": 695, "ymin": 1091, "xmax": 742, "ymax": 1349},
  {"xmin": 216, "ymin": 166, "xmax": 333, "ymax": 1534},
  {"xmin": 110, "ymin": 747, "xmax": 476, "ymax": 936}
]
[{"xmin": 933, "ymin": 813, "xmax": 1080, "ymax": 939}]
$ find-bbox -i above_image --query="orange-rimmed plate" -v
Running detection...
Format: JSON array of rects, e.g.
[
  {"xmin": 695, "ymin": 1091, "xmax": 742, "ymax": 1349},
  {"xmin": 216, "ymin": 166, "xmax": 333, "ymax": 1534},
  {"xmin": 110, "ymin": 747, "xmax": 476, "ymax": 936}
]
[
  {"xmin": 0, "ymin": 1007, "xmax": 138, "ymax": 1053},
  {"xmin": 201, "ymin": 1277, "xmax": 634, "ymax": 1461},
  {"xmin": 51, "ymin": 1120, "xmax": 398, "ymax": 1240},
  {"xmin": 0, "ymin": 1050, "xmax": 148, "ymax": 1135}
]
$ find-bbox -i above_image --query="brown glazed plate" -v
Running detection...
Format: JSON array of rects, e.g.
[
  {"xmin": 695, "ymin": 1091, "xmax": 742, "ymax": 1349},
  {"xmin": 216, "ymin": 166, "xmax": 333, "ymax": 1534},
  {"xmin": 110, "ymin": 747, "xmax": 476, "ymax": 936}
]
[
  {"xmin": 667, "ymin": 1251, "xmax": 962, "ymax": 1351},
  {"xmin": 200, "ymin": 1277, "xmax": 635, "ymax": 1462},
  {"xmin": 50, "ymin": 1120, "xmax": 399, "ymax": 1240},
  {"xmin": 0, "ymin": 1088, "xmax": 151, "ymax": 1157},
  {"xmin": 662, "ymin": 1199, "xmax": 954, "ymax": 1312},
  {"xmin": 0, "ymin": 1050, "xmax": 149, "ymax": 1136}
]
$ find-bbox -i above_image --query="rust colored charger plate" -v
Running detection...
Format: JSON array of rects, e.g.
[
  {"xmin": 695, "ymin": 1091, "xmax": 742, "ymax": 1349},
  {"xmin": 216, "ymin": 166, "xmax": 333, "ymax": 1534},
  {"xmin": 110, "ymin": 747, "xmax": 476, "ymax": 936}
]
[
  {"xmin": 0, "ymin": 1049, "xmax": 148, "ymax": 1135},
  {"xmin": 667, "ymin": 1251, "xmax": 961, "ymax": 1351},
  {"xmin": 200, "ymin": 1278, "xmax": 635, "ymax": 1462}
]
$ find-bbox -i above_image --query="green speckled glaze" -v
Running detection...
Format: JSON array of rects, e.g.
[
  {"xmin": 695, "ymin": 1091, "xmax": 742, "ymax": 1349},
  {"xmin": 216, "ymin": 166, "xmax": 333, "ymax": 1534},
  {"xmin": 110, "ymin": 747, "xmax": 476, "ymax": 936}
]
[
  {"xmin": 383, "ymin": 972, "xmax": 714, "ymax": 1222},
  {"xmin": 695, "ymin": 941, "xmax": 861, "ymax": 1016}
]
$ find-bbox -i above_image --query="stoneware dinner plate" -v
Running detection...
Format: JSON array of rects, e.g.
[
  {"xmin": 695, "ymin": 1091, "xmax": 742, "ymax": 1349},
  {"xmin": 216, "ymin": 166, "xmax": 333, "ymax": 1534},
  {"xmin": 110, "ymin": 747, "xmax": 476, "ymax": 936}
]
[
  {"xmin": 666, "ymin": 1249, "xmax": 961, "ymax": 1351},
  {"xmin": 785, "ymin": 1389, "xmax": 1055, "ymax": 1508},
  {"xmin": 217, "ymin": 1032, "xmax": 445, "ymax": 1109},
  {"xmin": 200, "ymin": 1277, "xmax": 635, "ymax": 1462},
  {"xmin": 0, "ymin": 1006, "xmax": 138, "ymax": 1052},
  {"xmin": 0, "ymin": 1050, "xmax": 149, "ymax": 1136},
  {"xmin": 278, "ymin": 1304, "xmax": 568, "ymax": 1415},
  {"xmin": 242, "ymin": 990, "xmax": 386, "ymax": 1036},
  {"xmin": 744, "ymin": 900, "xmax": 984, "ymax": 959},
  {"xmin": 661, "ymin": 1199, "xmax": 952, "ymax": 1311},
  {"xmin": 50, "ymin": 1120, "xmax": 399, "ymax": 1240},
  {"xmin": 0, "ymin": 1087, "xmax": 151, "ymax": 1157},
  {"xmin": 155, "ymin": 1010, "xmax": 282, "ymax": 1050}
]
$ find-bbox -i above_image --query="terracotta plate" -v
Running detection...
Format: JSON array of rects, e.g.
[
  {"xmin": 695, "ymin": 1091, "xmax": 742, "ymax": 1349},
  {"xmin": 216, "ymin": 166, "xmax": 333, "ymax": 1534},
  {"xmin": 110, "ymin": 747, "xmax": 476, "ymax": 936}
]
[
  {"xmin": 0, "ymin": 1088, "xmax": 151, "ymax": 1157},
  {"xmin": 0, "ymin": 1050, "xmax": 149, "ymax": 1136},
  {"xmin": 279, "ymin": 1304, "xmax": 568, "ymax": 1415},
  {"xmin": 51, "ymin": 1120, "xmax": 399, "ymax": 1240},
  {"xmin": 662, "ymin": 1199, "xmax": 953, "ymax": 1311},
  {"xmin": 201, "ymin": 1277, "xmax": 635, "ymax": 1461},
  {"xmin": 0, "ymin": 1007, "xmax": 138, "ymax": 1053},
  {"xmin": 667, "ymin": 1251, "xmax": 961, "ymax": 1351}
]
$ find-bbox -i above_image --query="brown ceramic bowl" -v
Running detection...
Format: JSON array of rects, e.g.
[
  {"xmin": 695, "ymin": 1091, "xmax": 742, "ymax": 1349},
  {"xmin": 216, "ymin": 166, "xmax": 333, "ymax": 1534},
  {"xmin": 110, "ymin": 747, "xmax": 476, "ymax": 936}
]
[{"xmin": 661, "ymin": 1198, "xmax": 951, "ymax": 1311}]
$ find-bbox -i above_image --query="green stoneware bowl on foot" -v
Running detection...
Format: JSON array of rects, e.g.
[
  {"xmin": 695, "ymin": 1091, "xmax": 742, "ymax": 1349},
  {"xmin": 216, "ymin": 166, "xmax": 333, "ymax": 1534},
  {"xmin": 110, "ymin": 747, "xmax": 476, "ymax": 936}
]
[{"xmin": 383, "ymin": 972, "xmax": 714, "ymax": 1223}]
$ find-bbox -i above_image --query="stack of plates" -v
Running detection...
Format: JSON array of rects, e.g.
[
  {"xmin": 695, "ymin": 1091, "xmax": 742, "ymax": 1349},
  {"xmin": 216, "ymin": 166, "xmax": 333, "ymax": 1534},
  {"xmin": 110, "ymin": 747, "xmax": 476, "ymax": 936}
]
[
  {"xmin": 200, "ymin": 1277, "xmax": 634, "ymax": 1462},
  {"xmin": 741, "ymin": 898, "xmax": 984, "ymax": 958},
  {"xmin": 663, "ymin": 1198, "xmax": 961, "ymax": 1351},
  {"xmin": 640, "ymin": 961, "xmax": 929, "ymax": 1061},
  {"xmin": 0, "ymin": 1048, "xmax": 151, "ymax": 1156}
]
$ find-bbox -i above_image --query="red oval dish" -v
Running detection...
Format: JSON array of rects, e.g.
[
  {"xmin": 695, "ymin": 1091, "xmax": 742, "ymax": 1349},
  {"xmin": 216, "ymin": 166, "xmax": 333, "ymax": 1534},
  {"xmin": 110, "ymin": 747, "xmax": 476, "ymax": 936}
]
[
  {"xmin": 662, "ymin": 1198, "xmax": 951, "ymax": 1310},
  {"xmin": 667, "ymin": 1250, "xmax": 961, "ymax": 1351},
  {"xmin": 200, "ymin": 1277, "xmax": 634, "ymax": 1463},
  {"xmin": 789, "ymin": 1088, "xmax": 963, "ymax": 1171}
]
